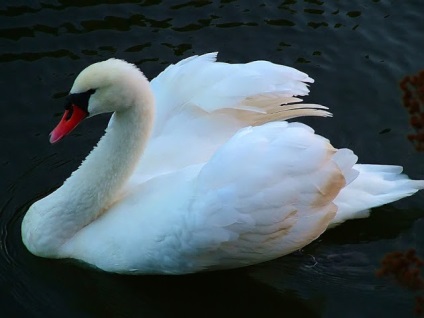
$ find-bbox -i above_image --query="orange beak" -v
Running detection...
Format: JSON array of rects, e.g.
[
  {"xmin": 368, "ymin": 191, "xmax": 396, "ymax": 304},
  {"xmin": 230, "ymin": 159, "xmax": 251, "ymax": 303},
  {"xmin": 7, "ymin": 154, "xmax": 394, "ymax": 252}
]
[{"xmin": 49, "ymin": 104, "xmax": 88, "ymax": 144}]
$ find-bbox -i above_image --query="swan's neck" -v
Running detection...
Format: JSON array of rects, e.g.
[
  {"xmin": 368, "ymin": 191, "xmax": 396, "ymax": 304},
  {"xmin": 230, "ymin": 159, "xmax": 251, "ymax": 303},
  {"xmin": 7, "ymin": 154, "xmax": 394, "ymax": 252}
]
[
  {"xmin": 23, "ymin": 94, "xmax": 154, "ymax": 257},
  {"xmin": 64, "ymin": 103, "xmax": 153, "ymax": 215}
]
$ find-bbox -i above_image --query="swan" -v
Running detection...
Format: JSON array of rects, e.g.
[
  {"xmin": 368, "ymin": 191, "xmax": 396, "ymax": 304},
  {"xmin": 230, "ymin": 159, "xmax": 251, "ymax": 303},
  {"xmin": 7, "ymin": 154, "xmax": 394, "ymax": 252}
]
[{"xmin": 22, "ymin": 53, "xmax": 424, "ymax": 274}]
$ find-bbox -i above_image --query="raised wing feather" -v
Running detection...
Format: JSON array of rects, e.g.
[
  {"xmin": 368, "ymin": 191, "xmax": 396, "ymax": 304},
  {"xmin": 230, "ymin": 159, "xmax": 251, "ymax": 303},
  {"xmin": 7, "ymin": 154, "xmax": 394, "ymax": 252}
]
[{"xmin": 150, "ymin": 52, "xmax": 329, "ymax": 132}]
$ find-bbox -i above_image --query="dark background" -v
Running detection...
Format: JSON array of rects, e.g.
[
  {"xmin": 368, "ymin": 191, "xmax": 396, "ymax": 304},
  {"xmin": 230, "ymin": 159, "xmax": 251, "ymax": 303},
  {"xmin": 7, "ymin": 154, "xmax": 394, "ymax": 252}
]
[{"xmin": 1, "ymin": 1, "xmax": 423, "ymax": 317}]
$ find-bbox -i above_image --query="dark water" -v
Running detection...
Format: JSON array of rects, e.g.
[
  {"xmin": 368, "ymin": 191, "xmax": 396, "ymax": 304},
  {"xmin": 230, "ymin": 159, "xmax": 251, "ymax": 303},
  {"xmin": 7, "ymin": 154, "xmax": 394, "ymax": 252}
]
[{"xmin": 1, "ymin": 1, "xmax": 424, "ymax": 317}]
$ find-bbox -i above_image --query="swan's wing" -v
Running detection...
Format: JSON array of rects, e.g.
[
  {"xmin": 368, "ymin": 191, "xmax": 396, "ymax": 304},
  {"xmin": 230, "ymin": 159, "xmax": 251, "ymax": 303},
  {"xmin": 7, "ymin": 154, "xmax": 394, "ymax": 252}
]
[
  {"xmin": 134, "ymin": 53, "xmax": 331, "ymax": 183},
  {"xmin": 150, "ymin": 52, "xmax": 330, "ymax": 133},
  {"xmin": 178, "ymin": 121, "xmax": 358, "ymax": 270}
]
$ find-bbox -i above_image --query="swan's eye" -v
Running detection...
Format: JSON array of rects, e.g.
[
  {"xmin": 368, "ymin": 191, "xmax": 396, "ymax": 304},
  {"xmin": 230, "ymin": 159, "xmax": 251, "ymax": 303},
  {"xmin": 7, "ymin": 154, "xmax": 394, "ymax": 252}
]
[{"xmin": 65, "ymin": 89, "xmax": 96, "ymax": 112}]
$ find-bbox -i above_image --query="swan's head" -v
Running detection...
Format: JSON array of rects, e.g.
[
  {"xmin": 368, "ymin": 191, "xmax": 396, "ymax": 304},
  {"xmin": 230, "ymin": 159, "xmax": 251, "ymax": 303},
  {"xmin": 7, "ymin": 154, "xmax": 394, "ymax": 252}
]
[{"xmin": 50, "ymin": 59, "xmax": 151, "ymax": 143}]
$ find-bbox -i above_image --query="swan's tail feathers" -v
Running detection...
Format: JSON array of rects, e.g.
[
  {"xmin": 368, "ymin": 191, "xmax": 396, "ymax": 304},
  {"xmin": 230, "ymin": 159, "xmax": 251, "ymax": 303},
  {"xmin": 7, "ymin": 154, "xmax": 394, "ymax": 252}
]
[{"xmin": 331, "ymin": 164, "xmax": 424, "ymax": 227}]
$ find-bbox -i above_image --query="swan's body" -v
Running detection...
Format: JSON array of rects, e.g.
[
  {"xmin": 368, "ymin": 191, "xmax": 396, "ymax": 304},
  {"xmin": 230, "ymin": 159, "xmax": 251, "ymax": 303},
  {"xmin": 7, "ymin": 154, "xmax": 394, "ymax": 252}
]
[{"xmin": 22, "ymin": 53, "xmax": 424, "ymax": 274}]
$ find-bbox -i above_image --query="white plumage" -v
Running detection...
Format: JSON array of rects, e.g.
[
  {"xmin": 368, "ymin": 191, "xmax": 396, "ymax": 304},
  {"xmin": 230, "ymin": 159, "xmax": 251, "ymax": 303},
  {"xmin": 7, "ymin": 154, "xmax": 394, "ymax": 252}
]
[{"xmin": 21, "ymin": 53, "xmax": 424, "ymax": 274}]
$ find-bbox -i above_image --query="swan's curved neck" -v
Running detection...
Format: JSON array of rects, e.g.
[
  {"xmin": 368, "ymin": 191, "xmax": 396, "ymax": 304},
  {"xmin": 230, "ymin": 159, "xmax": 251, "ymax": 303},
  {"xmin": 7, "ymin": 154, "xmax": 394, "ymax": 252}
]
[
  {"xmin": 64, "ymin": 102, "xmax": 153, "ymax": 216},
  {"xmin": 23, "ymin": 92, "xmax": 154, "ymax": 257}
]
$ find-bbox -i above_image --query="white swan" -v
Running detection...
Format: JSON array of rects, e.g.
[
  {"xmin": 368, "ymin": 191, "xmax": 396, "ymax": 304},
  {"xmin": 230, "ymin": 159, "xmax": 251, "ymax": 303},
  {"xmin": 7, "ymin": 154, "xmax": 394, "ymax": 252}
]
[{"xmin": 22, "ymin": 53, "xmax": 424, "ymax": 274}]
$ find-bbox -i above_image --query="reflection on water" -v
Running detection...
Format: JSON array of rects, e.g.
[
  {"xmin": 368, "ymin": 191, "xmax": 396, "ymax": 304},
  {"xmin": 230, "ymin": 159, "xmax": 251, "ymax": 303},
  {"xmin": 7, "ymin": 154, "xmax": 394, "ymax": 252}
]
[
  {"xmin": 1, "ymin": 1, "xmax": 424, "ymax": 317},
  {"xmin": 401, "ymin": 70, "xmax": 424, "ymax": 151},
  {"xmin": 377, "ymin": 249, "xmax": 424, "ymax": 316}
]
